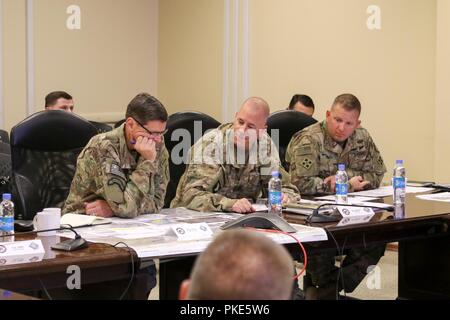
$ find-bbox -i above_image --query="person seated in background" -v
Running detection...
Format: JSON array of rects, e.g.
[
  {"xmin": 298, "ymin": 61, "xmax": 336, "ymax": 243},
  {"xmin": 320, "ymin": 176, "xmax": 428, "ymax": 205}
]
[
  {"xmin": 286, "ymin": 93, "xmax": 386, "ymax": 299},
  {"xmin": 63, "ymin": 92, "xmax": 169, "ymax": 218},
  {"xmin": 179, "ymin": 229, "xmax": 295, "ymax": 300},
  {"xmin": 287, "ymin": 94, "xmax": 315, "ymax": 117},
  {"xmin": 171, "ymin": 96, "xmax": 300, "ymax": 213},
  {"xmin": 44, "ymin": 91, "xmax": 74, "ymax": 112}
]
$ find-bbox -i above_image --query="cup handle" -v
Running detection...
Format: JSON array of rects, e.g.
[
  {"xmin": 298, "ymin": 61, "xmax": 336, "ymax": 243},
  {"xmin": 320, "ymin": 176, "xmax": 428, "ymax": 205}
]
[{"xmin": 33, "ymin": 214, "xmax": 39, "ymax": 229}]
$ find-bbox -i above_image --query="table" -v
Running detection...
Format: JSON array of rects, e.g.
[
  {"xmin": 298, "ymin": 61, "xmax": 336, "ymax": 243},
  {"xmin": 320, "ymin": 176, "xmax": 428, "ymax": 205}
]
[{"xmin": 159, "ymin": 193, "xmax": 450, "ymax": 299}]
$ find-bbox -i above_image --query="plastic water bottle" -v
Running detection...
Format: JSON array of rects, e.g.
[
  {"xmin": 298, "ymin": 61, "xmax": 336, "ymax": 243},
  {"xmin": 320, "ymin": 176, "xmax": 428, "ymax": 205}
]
[
  {"xmin": 335, "ymin": 164, "xmax": 348, "ymax": 204},
  {"xmin": 268, "ymin": 171, "xmax": 283, "ymax": 216},
  {"xmin": 0, "ymin": 193, "xmax": 14, "ymax": 241},
  {"xmin": 393, "ymin": 160, "xmax": 406, "ymax": 205}
]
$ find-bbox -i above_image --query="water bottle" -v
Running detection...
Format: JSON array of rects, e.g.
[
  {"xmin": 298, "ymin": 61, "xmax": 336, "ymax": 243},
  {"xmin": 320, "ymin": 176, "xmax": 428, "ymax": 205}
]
[
  {"xmin": 0, "ymin": 193, "xmax": 14, "ymax": 241},
  {"xmin": 335, "ymin": 164, "xmax": 348, "ymax": 204},
  {"xmin": 268, "ymin": 171, "xmax": 283, "ymax": 216},
  {"xmin": 393, "ymin": 160, "xmax": 406, "ymax": 205}
]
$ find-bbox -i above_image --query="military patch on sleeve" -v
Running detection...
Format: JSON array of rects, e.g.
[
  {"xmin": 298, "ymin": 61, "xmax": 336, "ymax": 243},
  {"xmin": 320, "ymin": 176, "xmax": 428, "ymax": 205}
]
[
  {"xmin": 301, "ymin": 158, "xmax": 313, "ymax": 170},
  {"xmin": 106, "ymin": 162, "xmax": 127, "ymax": 180},
  {"xmin": 107, "ymin": 176, "xmax": 126, "ymax": 192},
  {"xmin": 298, "ymin": 144, "xmax": 312, "ymax": 156}
]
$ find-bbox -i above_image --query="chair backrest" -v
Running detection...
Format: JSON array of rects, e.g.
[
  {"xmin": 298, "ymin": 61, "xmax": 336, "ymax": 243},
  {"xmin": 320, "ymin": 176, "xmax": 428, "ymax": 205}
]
[
  {"xmin": 0, "ymin": 129, "xmax": 9, "ymax": 144},
  {"xmin": 0, "ymin": 153, "xmax": 12, "ymax": 196},
  {"xmin": 163, "ymin": 111, "xmax": 221, "ymax": 208},
  {"xmin": 267, "ymin": 110, "xmax": 318, "ymax": 170},
  {"xmin": 114, "ymin": 119, "xmax": 126, "ymax": 128},
  {"xmin": 10, "ymin": 110, "xmax": 98, "ymax": 220},
  {"xmin": 89, "ymin": 121, "xmax": 113, "ymax": 134}
]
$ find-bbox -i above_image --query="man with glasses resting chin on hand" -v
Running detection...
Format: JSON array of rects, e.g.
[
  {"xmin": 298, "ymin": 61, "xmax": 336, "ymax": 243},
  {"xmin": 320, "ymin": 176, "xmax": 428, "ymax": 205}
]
[{"xmin": 63, "ymin": 92, "xmax": 170, "ymax": 219}]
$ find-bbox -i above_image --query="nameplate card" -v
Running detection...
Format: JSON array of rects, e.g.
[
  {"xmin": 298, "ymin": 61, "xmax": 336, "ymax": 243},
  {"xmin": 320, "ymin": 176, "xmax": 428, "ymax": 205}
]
[
  {"xmin": 337, "ymin": 206, "xmax": 375, "ymax": 218},
  {"xmin": 171, "ymin": 223, "xmax": 213, "ymax": 241},
  {"xmin": 0, "ymin": 240, "xmax": 45, "ymax": 266},
  {"xmin": 337, "ymin": 214, "xmax": 375, "ymax": 227}
]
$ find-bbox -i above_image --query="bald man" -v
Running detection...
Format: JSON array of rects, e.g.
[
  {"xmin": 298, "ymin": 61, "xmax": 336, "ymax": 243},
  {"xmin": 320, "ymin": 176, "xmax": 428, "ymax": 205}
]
[
  {"xmin": 171, "ymin": 97, "xmax": 300, "ymax": 213},
  {"xmin": 179, "ymin": 229, "xmax": 295, "ymax": 300}
]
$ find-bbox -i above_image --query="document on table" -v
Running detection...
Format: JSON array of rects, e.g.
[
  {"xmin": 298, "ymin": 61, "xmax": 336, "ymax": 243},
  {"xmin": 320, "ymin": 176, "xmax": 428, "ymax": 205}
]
[
  {"xmin": 416, "ymin": 192, "xmax": 450, "ymax": 202},
  {"xmin": 57, "ymin": 208, "xmax": 327, "ymax": 258},
  {"xmin": 349, "ymin": 186, "xmax": 434, "ymax": 198}
]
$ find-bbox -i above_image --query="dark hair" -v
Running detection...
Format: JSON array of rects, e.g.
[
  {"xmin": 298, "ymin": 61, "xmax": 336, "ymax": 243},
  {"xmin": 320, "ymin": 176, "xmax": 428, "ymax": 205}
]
[
  {"xmin": 45, "ymin": 91, "xmax": 73, "ymax": 108},
  {"xmin": 288, "ymin": 94, "xmax": 315, "ymax": 110},
  {"xmin": 125, "ymin": 93, "xmax": 168, "ymax": 123},
  {"xmin": 332, "ymin": 93, "xmax": 361, "ymax": 115}
]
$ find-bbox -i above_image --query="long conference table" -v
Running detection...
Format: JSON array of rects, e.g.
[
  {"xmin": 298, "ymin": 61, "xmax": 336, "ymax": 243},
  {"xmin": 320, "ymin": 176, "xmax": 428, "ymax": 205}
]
[{"xmin": 0, "ymin": 192, "xmax": 449, "ymax": 300}]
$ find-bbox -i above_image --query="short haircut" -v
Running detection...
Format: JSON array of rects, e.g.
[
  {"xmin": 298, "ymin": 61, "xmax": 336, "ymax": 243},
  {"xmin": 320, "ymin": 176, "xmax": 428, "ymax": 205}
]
[
  {"xmin": 125, "ymin": 93, "xmax": 168, "ymax": 123},
  {"xmin": 45, "ymin": 91, "xmax": 73, "ymax": 108},
  {"xmin": 188, "ymin": 229, "xmax": 294, "ymax": 300},
  {"xmin": 332, "ymin": 93, "xmax": 361, "ymax": 115},
  {"xmin": 288, "ymin": 94, "xmax": 315, "ymax": 110}
]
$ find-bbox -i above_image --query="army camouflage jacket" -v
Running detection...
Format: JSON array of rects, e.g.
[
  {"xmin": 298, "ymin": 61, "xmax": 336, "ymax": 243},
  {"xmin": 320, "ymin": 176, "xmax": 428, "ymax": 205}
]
[
  {"xmin": 63, "ymin": 124, "xmax": 169, "ymax": 217},
  {"xmin": 286, "ymin": 121, "xmax": 386, "ymax": 195},
  {"xmin": 171, "ymin": 123, "xmax": 300, "ymax": 212}
]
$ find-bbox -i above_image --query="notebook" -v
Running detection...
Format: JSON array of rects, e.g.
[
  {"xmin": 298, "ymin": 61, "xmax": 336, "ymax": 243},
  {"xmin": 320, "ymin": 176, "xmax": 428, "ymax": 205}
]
[{"xmin": 60, "ymin": 213, "xmax": 112, "ymax": 228}]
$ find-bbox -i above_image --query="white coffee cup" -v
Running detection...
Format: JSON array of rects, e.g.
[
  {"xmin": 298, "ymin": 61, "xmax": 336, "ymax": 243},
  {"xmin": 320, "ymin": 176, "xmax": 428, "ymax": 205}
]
[{"xmin": 33, "ymin": 211, "xmax": 60, "ymax": 236}]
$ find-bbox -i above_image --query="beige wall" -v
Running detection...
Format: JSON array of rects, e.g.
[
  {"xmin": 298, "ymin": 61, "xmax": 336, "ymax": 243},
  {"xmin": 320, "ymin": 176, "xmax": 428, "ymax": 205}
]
[
  {"xmin": 249, "ymin": 0, "xmax": 437, "ymax": 182},
  {"xmin": 1, "ymin": 0, "xmax": 445, "ymax": 183},
  {"xmin": 2, "ymin": 0, "xmax": 28, "ymax": 131},
  {"xmin": 158, "ymin": 0, "xmax": 223, "ymax": 120},
  {"xmin": 2, "ymin": 0, "xmax": 158, "ymax": 131},
  {"xmin": 434, "ymin": 0, "xmax": 450, "ymax": 182}
]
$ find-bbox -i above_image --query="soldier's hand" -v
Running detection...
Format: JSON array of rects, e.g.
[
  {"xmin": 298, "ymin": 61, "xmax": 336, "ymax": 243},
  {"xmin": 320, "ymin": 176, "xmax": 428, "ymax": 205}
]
[
  {"xmin": 231, "ymin": 198, "xmax": 255, "ymax": 214},
  {"xmin": 282, "ymin": 193, "xmax": 290, "ymax": 204},
  {"xmin": 324, "ymin": 175, "xmax": 336, "ymax": 193},
  {"xmin": 349, "ymin": 176, "xmax": 371, "ymax": 191},
  {"xmin": 84, "ymin": 200, "xmax": 114, "ymax": 218},
  {"xmin": 134, "ymin": 136, "xmax": 157, "ymax": 161}
]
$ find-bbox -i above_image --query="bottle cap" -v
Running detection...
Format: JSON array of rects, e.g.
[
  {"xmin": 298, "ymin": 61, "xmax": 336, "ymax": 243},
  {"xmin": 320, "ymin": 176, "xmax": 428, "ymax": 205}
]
[
  {"xmin": 2, "ymin": 193, "xmax": 11, "ymax": 201},
  {"xmin": 396, "ymin": 160, "xmax": 403, "ymax": 165},
  {"xmin": 338, "ymin": 164, "xmax": 345, "ymax": 171},
  {"xmin": 271, "ymin": 171, "xmax": 279, "ymax": 178}
]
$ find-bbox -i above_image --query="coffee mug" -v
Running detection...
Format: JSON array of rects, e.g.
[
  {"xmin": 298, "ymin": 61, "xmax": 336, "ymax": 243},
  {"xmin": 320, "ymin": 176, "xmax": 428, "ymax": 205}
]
[{"xmin": 33, "ymin": 211, "xmax": 60, "ymax": 236}]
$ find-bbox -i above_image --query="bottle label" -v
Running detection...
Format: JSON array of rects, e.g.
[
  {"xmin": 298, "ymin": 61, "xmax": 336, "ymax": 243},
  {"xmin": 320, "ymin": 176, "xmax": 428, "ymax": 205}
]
[
  {"xmin": 0, "ymin": 216, "xmax": 14, "ymax": 232},
  {"xmin": 269, "ymin": 191, "xmax": 282, "ymax": 205},
  {"xmin": 336, "ymin": 183, "xmax": 348, "ymax": 195},
  {"xmin": 393, "ymin": 177, "xmax": 406, "ymax": 189}
]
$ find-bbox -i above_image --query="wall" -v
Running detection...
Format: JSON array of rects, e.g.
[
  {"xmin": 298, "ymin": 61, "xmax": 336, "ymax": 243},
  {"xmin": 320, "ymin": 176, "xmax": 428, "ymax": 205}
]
[
  {"xmin": 158, "ymin": 0, "xmax": 224, "ymax": 121},
  {"xmin": 1, "ymin": 0, "xmax": 159, "ymax": 130},
  {"xmin": 249, "ymin": 0, "xmax": 436, "ymax": 182},
  {"xmin": 434, "ymin": 0, "xmax": 450, "ymax": 182}
]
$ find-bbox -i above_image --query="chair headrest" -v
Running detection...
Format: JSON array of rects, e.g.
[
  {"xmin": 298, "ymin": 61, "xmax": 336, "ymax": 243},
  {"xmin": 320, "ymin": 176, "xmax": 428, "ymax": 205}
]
[
  {"xmin": 11, "ymin": 110, "xmax": 98, "ymax": 151},
  {"xmin": 267, "ymin": 110, "xmax": 318, "ymax": 146}
]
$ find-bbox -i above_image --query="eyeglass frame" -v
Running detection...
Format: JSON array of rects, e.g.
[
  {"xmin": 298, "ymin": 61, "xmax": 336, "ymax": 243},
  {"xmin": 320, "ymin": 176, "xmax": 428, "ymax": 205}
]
[{"xmin": 131, "ymin": 117, "xmax": 168, "ymax": 137}]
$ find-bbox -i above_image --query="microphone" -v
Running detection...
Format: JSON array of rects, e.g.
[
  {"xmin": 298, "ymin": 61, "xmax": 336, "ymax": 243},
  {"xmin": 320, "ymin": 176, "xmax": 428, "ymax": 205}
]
[
  {"xmin": 307, "ymin": 202, "xmax": 394, "ymax": 224},
  {"xmin": 5, "ymin": 224, "xmax": 98, "ymax": 251}
]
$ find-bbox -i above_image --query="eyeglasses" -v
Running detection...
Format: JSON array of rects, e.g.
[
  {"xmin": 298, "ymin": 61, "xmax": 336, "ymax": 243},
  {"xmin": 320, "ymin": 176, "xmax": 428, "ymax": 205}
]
[{"xmin": 132, "ymin": 117, "xmax": 168, "ymax": 137}]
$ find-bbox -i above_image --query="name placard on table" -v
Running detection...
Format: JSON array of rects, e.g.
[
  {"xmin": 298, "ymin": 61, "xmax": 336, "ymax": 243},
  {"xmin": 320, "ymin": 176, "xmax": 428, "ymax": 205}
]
[{"xmin": 0, "ymin": 239, "xmax": 45, "ymax": 266}]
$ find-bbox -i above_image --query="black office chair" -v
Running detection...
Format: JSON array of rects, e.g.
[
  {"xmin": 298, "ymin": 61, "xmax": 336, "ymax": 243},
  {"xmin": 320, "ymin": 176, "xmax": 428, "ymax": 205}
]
[
  {"xmin": 89, "ymin": 121, "xmax": 113, "ymax": 134},
  {"xmin": 267, "ymin": 110, "xmax": 317, "ymax": 170},
  {"xmin": 0, "ymin": 141, "xmax": 10, "ymax": 154},
  {"xmin": 0, "ymin": 153, "xmax": 12, "ymax": 195},
  {"xmin": 0, "ymin": 129, "xmax": 9, "ymax": 144},
  {"xmin": 114, "ymin": 119, "xmax": 126, "ymax": 128},
  {"xmin": 163, "ymin": 111, "xmax": 221, "ymax": 208},
  {"xmin": 10, "ymin": 110, "xmax": 98, "ymax": 220}
]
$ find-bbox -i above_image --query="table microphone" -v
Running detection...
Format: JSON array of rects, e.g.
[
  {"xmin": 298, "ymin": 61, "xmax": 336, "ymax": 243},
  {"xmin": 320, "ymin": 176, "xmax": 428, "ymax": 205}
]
[
  {"xmin": 307, "ymin": 202, "xmax": 394, "ymax": 224},
  {"xmin": 5, "ymin": 224, "xmax": 90, "ymax": 251}
]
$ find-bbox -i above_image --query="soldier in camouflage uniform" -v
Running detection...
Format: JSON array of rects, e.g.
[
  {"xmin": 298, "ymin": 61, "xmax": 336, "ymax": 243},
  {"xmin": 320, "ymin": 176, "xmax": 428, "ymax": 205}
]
[
  {"xmin": 63, "ymin": 93, "xmax": 170, "ymax": 218},
  {"xmin": 286, "ymin": 93, "xmax": 387, "ymax": 299},
  {"xmin": 171, "ymin": 97, "xmax": 300, "ymax": 213}
]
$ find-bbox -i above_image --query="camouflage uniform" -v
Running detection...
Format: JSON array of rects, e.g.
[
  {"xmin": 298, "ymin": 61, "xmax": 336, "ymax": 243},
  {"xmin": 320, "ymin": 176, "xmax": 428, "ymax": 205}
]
[
  {"xmin": 171, "ymin": 123, "xmax": 300, "ymax": 211},
  {"xmin": 286, "ymin": 121, "xmax": 386, "ymax": 195},
  {"xmin": 286, "ymin": 121, "xmax": 387, "ymax": 298},
  {"xmin": 63, "ymin": 124, "xmax": 169, "ymax": 218}
]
